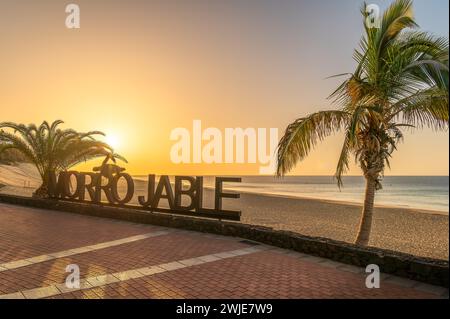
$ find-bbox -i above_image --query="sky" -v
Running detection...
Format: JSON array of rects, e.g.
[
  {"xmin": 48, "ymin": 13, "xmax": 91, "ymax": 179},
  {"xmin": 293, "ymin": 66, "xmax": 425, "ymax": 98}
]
[{"xmin": 0, "ymin": 0, "xmax": 448, "ymax": 175}]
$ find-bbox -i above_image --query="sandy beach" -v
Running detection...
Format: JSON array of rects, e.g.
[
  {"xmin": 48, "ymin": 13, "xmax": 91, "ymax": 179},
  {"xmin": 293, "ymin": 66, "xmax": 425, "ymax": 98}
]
[
  {"xmin": 222, "ymin": 190, "xmax": 448, "ymax": 260},
  {"xmin": 0, "ymin": 163, "xmax": 448, "ymax": 260}
]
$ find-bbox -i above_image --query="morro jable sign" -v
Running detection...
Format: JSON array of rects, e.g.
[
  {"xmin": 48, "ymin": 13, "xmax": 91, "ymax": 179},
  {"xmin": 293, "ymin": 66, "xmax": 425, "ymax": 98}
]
[{"xmin": 48, "ymin": 165, "xmax": 242, "ymax": 221}]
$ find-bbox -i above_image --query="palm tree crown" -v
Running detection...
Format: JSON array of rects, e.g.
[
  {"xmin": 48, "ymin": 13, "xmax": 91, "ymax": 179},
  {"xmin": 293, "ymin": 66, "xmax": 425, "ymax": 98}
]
[
  {"xmin": 0, "ymin": 120, "xmax": 126, "ymax": 197},
  {"xmin": 276, "ymin": 0, "xmax": 448, "ymax": 245}
]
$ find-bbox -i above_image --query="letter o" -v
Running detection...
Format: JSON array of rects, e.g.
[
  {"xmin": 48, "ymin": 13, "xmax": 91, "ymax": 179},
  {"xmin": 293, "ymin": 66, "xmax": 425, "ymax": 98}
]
[{"xmin": 111, "ymin": 173, "xmax": 134, "ymax": 205}]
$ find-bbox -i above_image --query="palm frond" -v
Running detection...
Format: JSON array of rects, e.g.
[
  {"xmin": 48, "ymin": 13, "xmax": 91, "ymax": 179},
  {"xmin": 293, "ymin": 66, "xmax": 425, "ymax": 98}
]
[
  {"xmin": 278, "ymin": 0, "xmax": 448, "ymax": 188},
  {"xmin": 0, "ymin": 120, "xmax": 127, "ymax": 191},
  {"xmin": 276, "ymin": 111, "xmax": 350, "ymax": 176}
]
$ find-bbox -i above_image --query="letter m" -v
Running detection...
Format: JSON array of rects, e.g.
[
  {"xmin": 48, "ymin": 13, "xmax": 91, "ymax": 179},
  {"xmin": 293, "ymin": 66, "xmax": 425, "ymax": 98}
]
[
  {"xmin": 48, "ymin": 171, "xmax": 67, "ymax": 198},
  {"xmin": 225, "ymin": 128, "xmax": 257, "ymax": 164}
]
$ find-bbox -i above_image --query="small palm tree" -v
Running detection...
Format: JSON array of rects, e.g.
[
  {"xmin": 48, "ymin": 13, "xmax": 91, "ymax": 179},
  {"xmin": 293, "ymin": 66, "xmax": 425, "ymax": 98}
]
[
  {"xmin": 276, "ymin": 0, "xmax": 448, "ymax": 246},
  {"xmin": 0, "ymin": 120, "xmax": 126, "ymax": 197}
]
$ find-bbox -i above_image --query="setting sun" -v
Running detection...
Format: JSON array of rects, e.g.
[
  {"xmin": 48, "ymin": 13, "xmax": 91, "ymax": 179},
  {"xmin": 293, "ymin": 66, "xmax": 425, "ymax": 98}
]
[{"xmin": 105, "ymin": 133, "xmax": 121, "ymax": 151}]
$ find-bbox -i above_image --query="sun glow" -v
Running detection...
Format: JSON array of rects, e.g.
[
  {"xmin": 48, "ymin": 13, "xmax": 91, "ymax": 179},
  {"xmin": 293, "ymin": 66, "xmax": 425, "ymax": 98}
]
[{"xmin": 105, "ymin": 133, "xmax": 121, "ymax": 151}]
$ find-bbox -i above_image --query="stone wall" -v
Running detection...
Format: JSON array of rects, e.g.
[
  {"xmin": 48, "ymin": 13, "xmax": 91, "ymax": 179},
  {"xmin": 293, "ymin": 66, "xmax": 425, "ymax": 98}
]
[{"xmin": 0, "ymin": 193, "xmax": 448, "ymax": 287}]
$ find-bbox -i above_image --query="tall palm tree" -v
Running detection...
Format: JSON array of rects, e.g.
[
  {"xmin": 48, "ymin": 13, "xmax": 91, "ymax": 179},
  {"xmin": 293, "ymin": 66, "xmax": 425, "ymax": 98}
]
[
  {"xmin": 276, "ymin": 0, "xmax": 448, "ymax": 246},
  {"xmin": 0, "ymin": 120, "xmax": 126, "ymax": 197}
]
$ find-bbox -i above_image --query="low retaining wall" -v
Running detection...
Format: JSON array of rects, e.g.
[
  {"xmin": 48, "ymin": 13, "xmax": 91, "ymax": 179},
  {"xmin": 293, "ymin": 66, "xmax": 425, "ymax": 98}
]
[{"xmin": 1, "ymin": 193, "xmax": 448, "ymax": 287}]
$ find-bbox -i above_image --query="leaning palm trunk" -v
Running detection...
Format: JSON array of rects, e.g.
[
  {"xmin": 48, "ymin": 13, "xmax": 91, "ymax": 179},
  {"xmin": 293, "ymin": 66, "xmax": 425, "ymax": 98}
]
[{"xmin": 355, "ymin": 176, "xmax": 376, "ymax": 245}]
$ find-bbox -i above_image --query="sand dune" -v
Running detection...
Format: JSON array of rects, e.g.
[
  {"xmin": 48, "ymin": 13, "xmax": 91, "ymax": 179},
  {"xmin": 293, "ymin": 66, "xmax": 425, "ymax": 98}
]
[{"xmin": 0, "ymin": 163, "xmax": 41, "ymax": 188}]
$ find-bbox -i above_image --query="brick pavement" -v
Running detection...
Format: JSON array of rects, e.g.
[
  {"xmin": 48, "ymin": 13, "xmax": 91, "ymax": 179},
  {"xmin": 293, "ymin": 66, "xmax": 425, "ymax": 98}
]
[{"xmin": 0, "ymin": 203, "xmax": 447, "ymax": 299}]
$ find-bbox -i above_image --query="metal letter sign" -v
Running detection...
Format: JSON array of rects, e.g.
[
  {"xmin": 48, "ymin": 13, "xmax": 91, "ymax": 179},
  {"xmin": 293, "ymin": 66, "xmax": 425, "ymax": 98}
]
[{"xmin": 49, "ymin": 159, "xmax": 241, "ymax": 220}]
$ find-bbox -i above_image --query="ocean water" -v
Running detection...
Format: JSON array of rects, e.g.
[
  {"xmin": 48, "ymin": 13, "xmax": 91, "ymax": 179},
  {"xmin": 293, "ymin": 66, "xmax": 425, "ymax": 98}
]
[
  {"xmin": 219, "ymin": 176, "xmax": 449, "ymax": 213},
  {"xmin": 135, "ymin": 175, "xmax": 449, "ymax": 213}
]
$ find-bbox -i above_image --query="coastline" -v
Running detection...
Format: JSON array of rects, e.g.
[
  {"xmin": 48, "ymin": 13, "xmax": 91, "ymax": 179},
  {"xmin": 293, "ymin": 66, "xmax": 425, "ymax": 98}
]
[
  {"xmin": 133, "ymin": 174, "xmax": 449, "ymax": 214},
  {"xmin": 0, "ymin": 165, "xmax": 448, "ymax": 260},
  {"xmin": 207, "ymin": 186, "xmax": 449, "ymax": 216}
]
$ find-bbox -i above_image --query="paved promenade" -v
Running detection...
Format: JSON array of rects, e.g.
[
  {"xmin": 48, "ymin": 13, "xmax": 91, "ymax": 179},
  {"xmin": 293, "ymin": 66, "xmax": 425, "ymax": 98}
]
[{"xmin": 0, "ymin": 203, "xmax": 447, "ymax": 299}]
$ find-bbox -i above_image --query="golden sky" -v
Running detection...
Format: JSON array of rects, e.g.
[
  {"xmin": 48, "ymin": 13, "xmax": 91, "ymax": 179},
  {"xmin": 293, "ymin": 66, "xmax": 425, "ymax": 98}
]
[{"xmin": 0, "ymin": 0, "xmax": 448, "ymax": 175}]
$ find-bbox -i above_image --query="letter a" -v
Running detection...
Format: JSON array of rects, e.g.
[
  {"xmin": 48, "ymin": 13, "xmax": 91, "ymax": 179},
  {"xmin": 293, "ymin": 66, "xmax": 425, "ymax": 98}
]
[
  {"xmin": 65, "ymin": 264, "xmax": 80, "ymax": 289},
  {"xmin": 365, "ymin": 264, "xmax": 380, "ymax": 288},
  {"xmin": 65, "ymin": 4, "xmax": 80, "ymax": 29}
]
